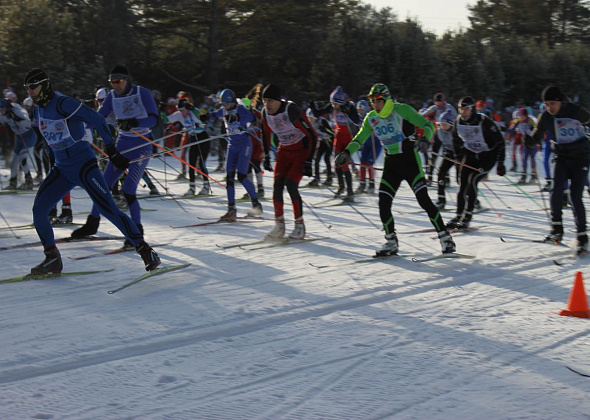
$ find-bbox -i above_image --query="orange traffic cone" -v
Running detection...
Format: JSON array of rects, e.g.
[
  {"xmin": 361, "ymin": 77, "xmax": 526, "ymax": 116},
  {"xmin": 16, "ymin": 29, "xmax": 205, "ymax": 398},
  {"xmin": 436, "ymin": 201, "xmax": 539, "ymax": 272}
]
[{"xmin": 559, "ymin": 271, "xmax": 590, "ymax": 318}]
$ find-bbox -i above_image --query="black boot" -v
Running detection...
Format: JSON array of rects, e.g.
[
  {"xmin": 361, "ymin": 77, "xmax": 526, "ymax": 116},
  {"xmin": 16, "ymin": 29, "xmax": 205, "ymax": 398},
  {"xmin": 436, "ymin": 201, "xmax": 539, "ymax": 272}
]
[
  {"xmin": 136, "ymin": 241, "xmax": 161, "ymax": 271},
  {"xmin": 71, "ymin": 215, "xmax": 100, "ymax": 239},
  {"xmin": 31, "ymin": 246, "xmax": 63, "ymax": 275},
  {"xmin": 53, "ymin": 204, "xmax": 73, "ymax": 225}
]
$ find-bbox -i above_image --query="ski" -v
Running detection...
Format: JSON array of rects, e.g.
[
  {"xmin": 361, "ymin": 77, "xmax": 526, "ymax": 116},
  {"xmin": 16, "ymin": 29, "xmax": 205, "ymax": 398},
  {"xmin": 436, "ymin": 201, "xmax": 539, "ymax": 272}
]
[
  {"xmin": 310, "ymin": 253, "xmax": 411, "ymax": 269},
  {"xmin": 411, "ymin": 253, "xmax": 475, "ymax": 263},
  {"xmin": 244, "ymin": 237, "xmax": 326, "ymax": 250},
  {"xmin": 68, "ymin": 243, "xmax": 169, "ymax": 261},
  {"xmin": 171, "ymin": 218, "xmax": 266, "ymax": 229},
  {"xmin": 0, "ymin": 235, "xmax": 126, "ymax": 252},
  {"xmin": 160, "ymin": 194, "xmax": 221, "ymax": 201},
  {"xmin": 216, "ymin": 238, "xmax": 270, "ymax": 250},
  {"xmin": 554, "ymin": 253, "xmax": 587, "ymax": 266},
  {"xmin": 107, "ymin": 263, "xmax": 191, "ymax": 294},
  {"xmin": 0, "ymin": 222, "xmax": 83, "ymax": 231},
  {"xmin": 403, "ymin": 226, "xmax": 485, "ymax": 235},
  {"xmin": 0, "ymin": 269, "xmax": 114, "ymax": 284},
  {"xmin": 499, "ymin": 237, "xmax": 570, "ymax": 248}
]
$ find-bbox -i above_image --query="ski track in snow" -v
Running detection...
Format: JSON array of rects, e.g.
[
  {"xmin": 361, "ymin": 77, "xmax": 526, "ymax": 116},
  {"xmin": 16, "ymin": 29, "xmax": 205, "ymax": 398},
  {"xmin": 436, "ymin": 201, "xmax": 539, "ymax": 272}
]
[{"xmin": 1, "ymin": 156, "xmax": 590, "ymax": 419}]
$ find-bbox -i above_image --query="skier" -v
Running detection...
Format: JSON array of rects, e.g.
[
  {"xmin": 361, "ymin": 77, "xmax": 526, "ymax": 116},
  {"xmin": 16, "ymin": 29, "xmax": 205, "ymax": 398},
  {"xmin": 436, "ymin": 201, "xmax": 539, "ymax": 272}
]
[
  {"xmin": 0, "ymin": 98, "xmax": 37, "ymax": 190},
  {"xmin": 355, "ymin": 99, "xmax": 382, "ymax": 194},
  {"xmin": 261, "ymin": 84, "xmax": 317, "ymax": 239},
  {"xmin": 24, "ymin": 68, "xmax": 160, "ymax": 274},
  {"xmin": 529, "ymin": 85, "xmax": 590, "ymax": 254},
  {"xmin": 71, "ymin": 65, "xmax": 159, "ymax": 249},
  {"xmin": 310, "ymin": 86, "xmax": 359, "ymax": 201},
  {"xmin": 505, "ymin": 108, "xmax": 538, "ymax": 184},
  {"xmin": 448, "ymin": 96, "xmax": 506, "ymax": 230},
  {"xmin": 212, "ymin": 88, "xmax": 262, "ymax": 220},
  {"xmin": 164, "ymin": 98, "xmax": 211, "ymax": 196},
  {"xmin": 433, "ymin": 109, "xmax": 459, "ymax": 210},
  {"xmin": 335, "ymin": 83, "xmax": 456, "ymax": 256}
]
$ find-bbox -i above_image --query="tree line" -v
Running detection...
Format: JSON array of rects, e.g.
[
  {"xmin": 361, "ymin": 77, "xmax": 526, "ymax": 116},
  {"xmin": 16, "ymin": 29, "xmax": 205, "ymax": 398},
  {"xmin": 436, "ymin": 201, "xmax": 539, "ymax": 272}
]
[{"xmin": 1, "ymin": 0, "xmax": 590, "ymax": 108}]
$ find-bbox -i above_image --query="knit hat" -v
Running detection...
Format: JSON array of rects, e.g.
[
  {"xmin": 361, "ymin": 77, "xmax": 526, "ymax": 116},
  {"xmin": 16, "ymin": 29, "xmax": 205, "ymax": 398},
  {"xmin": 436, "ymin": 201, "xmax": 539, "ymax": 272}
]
[
  {"xmin": 262, "ymin": 84, "xmax": 282, "ymax": 101},
  {"xmin": 542, "ymin": 86, "xmax": 564, "ymax": 102},
  {"xmin": 329, "ymin": 86, "xmax": 346, "ymax": 105},
  {"xmin": 109, "ymin": 65, "xmax": 130, "ymax": 81}
]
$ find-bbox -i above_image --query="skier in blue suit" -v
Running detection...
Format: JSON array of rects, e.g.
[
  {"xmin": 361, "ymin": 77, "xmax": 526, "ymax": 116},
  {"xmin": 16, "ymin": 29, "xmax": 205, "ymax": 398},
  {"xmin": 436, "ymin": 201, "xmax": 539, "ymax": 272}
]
[{"xmin": 25, "ymin": 68, "xmax": 160, "ymax": 274}]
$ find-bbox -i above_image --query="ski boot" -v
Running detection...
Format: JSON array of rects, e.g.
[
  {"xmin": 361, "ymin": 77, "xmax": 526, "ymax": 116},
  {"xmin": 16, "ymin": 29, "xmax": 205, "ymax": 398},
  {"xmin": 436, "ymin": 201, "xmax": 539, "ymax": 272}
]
[
  {"xmin": 135, "ymin": 241, "xmax": 161, "ymax": 271},
  {"xmin": 71, "ymin": 215, "xmax": 100, "ymax": 239},
  {"xmin": 376, "ymin": 233, "xmax": 398, "ymax": 257},
  {"xmin": 257, "ymin": 186, "xmax": 265, "ymax": 198},
  {"xmin": 333, "ymin": 185, "xmax": 345, "ymax": 198},
  {"xmin": 438, "ymin": 230, "xmax": 456, "ymax": 254},
  {"xmin": 342, "ymin": 190, "xmax": 355, "ymax": 202},
  {"xmin": 247, "ymin": 200, "xmax": 263, "ymax": 217},
  {"xmin": 541, "ymin": 180, "xmax": 553, "ymax": 192},
  {"xmin": 435, "ymin": 197, "xmax": 446, "ymax": 210},
  {"xmin": 446, "ymin": 215, "xmax": 462, "ymax": 230},
  {"xmin": 322, "ymin": 177, "xmax": 333, "ymax": 187},
  {"xmin": 53, "ymin": 204, "xmax": 73, "ymax": 225},
  {"xmin": 544, "ymin": 222, "xmax": 564, "ymax": 243},
  {"xmin": 577, "ymin": 232, "xmax": 588, "ymax": 256},
  {"xmin": 267, "ymin": 216, "xmax": 286, "ymax": 239},
  {"xmin": 219, "ymin": 205, "xmax": 237, "ymax": 222},
  {"xmin": 355, "ymin": 181, "xmax": 366, "ymax": 194},
  {"xmin": 149, "ymin": 185, "xmax": 160, "ymax": 195},
  {"xmin": 198, "ymin": 182, "xmax": 211, "ymax": 196},
  {"xmin": 455, "ymin": 213, "xmax": 472, "ymax": 230},
  {"xmin": 18, "ymin": 173, "xmax": 34, "ymax": 190},
  {"xmin": 307, "ymin": 179, "xmax": 320, "ymax": 188},
  {"xmin": 367, "ymin": 180, "xmax": 375, "ymax": 193},
  {"xmin": 288, "ymin": 217, "xmax": 306, "ymax": 239},
  {"xmin": 517, "ymin": 174, "xmax": 527, "ymax": 185},
  {"xmin": 183, "ymin": 184, "xmax": 196, "ymax": 197},
  {"xmin": 31, "ymin": 246, "xmax": 63, "ymax": 275},
  {"xmin": 4, "ymin": 177, "xmax": 16, "ymax": 190}
]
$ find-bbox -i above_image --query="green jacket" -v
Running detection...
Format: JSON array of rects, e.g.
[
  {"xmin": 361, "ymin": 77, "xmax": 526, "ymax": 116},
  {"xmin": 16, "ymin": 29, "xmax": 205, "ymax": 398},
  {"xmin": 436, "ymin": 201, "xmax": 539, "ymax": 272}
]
[{"xmin": 346, "ymin": 99, "xmax": 435, "ymax": 155}]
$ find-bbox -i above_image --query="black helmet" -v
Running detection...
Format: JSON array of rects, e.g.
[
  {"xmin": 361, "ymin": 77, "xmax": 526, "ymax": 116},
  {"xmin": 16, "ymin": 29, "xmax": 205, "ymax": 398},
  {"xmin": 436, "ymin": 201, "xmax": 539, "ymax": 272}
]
[{"xmin": 24, "ymin": 68, "xmax": 53, "ymax": 107}]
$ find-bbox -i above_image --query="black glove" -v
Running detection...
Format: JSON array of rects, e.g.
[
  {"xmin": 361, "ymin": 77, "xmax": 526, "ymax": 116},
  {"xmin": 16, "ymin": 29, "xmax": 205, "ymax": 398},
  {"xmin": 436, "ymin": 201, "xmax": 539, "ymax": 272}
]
[
  {"xmin": 496, "ymin": 161, "xmax": 506, "ymax": 177},
  {"xmin": 226, "ymin": 113, "xmax": 239, "ymax": 123},
  {"xmin": 117, "ymin": 118, "xmax": 138, "ymax": 131},
  {"xmin": 303, "ymin": 161, "xmax": 313, "ymax": 177},
  {"xmin": 264, "ymin": 155, "xmax": 273, "ymax": 172},
  {"xmin": 417, "ymin": 137, "xmax": 430, "ymax": 153},
  {"xmin": 106, "ymin": 144, "xmax": 130, "ymax": 171},
  {"xmin": 524, "ymin": 135, "xmax": 536, "ymax": 148},
  {"xmin": 334, "ymin": 150, "xmax": 351, "ymax": 166}
]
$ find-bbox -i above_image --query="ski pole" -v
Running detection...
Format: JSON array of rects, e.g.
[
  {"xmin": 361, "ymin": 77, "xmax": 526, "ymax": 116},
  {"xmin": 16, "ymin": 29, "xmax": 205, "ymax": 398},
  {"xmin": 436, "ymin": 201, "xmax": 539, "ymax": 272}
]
[
  {"xmin": 302, "ymin": 200, "xmax": 332, "ymax": 230},
  {"xmin": 430, "ymin": 151, "xmax": 484, "ymax": 173},
  {"xmin": 532, "ymin": 174, "xmax": 552, "ymax": 226},
  {"xmin": 0, "ymin": 209, "xmax": 21, "ymax": 239},
  {"xmin": 130, "ymin": 128, "xmax": 226, "ymax": 188},
  {"xmin": 143, "ymin": 169, "xmax": 188, "ymax": 213},
  {"xmin": 503, "ymin": 175, "xmax": 545, "ymax": 210},
  {"xmin": 479, "ymin": 179, "xmax": 511, "ymax": 209}
]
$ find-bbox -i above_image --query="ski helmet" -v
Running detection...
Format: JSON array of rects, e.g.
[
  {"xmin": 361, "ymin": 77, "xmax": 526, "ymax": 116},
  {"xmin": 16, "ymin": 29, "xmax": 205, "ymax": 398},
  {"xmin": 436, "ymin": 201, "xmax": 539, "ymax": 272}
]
[
  {"xmin": 24, "ymin": 68, "xmax": 53, "ymax": 107},
  {"xmin": 368, "ymin": 83, "xmax": 391, "ymax": 102},
  {"xmin": 220, "ymin": 89, "xmax": 236, "ymax": 106},
  {"xmin": 356, "ymin": 99, "xmax": 369, "ymax": 114}
]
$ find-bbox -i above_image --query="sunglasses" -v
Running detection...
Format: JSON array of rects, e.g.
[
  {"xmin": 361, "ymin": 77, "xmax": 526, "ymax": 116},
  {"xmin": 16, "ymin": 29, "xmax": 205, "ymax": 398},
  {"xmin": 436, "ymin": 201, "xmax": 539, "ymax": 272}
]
[
  {"xmin": 369, "ymin": 94, "xmax": 385, "ymax": 103},
  {"xmin": 23, "ymin": 78, "xmax": 49, "ymax": 90},
  {"xmin": 109, "ymin": 78, "xmax": 125, "ymax": 85}
]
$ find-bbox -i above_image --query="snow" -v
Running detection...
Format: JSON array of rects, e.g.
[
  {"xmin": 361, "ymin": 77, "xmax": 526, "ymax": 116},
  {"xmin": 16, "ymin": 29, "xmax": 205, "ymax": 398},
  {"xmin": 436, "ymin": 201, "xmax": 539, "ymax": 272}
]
[{"xmin": 1, "ymin": 153, "xmax": 590, "ymax": 420}]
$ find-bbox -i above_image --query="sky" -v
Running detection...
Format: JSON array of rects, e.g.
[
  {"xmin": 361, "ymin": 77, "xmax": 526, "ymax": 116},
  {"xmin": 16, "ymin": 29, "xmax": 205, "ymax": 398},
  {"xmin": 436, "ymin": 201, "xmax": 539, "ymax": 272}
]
[
  {"xmin": 1, "ymin": 145, "xmax": 590, "ymax": 418},
  {"xmin": 367, "ymin": 0, "xmax": 473, "ymax": 37}
]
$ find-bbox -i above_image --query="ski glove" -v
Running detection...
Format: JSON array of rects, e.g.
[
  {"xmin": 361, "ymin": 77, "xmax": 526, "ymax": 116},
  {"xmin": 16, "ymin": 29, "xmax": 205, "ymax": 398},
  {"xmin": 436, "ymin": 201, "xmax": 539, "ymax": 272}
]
[
  {"xmin": 524, "ymin": 134, "xmax": 536, "ymax": 148},
  {"xmin": 263, "ymin": 155, "xmax": 273, "ymax": 172},
  {"xmin": 334, "ymin": 150, "xmax": 351, "ymax": 167},
  {"xmin": 496, "ymin": 161, "xmax": 506, "ymax": 177},
  {"xmin": 106, "ymin": 145, "xmax": 130, "ymax": 171},
  {"xmin": 417, "ymin": 137, "xmax": 430, "ymax": 153},
  {"xmin": 117, "ymin": 118, "xmax": 138, "ymax": 131},
  {"xmin": 303, "ymin": 161, "xmax": 313, "ymax": 177}
]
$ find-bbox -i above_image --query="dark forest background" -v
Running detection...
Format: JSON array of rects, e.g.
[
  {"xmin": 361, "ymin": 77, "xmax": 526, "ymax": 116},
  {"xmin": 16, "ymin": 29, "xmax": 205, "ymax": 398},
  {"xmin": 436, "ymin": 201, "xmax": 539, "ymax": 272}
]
[{"xmin": 1, "ymin": 0, "xmax": 590, "ymax": 108}]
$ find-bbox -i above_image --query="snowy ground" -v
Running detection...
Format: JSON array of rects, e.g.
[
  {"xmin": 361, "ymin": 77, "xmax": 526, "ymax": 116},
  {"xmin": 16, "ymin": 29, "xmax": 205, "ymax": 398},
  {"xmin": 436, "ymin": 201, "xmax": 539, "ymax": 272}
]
[{"xmin": 1, "ymin": 150, "xmax": 590, "ymax": 420}]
